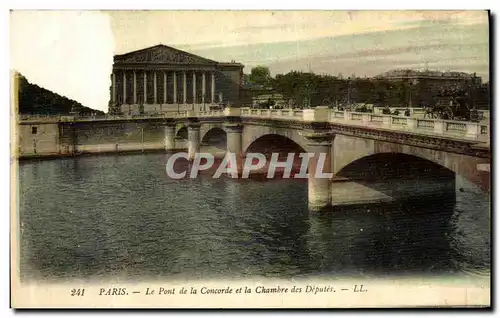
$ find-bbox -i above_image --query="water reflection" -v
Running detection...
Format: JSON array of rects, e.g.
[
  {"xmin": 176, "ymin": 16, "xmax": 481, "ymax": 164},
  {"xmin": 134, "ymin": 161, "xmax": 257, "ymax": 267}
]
[{"xmin": 18, "ymin": 153, "xmax": 490, "ymax": 282}]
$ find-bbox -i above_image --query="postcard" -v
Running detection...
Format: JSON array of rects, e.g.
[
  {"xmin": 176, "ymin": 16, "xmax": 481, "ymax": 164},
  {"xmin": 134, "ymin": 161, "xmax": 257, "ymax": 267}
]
[{"xmin": 10, "ymin": 10, "xmax": 491, "ymax": 308}]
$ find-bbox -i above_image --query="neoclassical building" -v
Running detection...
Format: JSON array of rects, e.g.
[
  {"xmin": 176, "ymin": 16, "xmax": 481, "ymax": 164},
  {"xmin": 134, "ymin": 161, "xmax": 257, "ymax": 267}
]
[
  {"xmin": 109, "ymin": 44, "xmax": 244, "ymax": 114},
  {"xmin": 375, "ymin": 69, "xmax": 483, "ymax": 107}
]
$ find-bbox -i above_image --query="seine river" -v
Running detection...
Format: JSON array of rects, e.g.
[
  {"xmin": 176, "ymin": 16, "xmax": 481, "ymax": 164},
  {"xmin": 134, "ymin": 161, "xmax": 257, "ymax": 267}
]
[{"xmin": 18, "ymin": 153, "xmax": 490, "ymax": 282}]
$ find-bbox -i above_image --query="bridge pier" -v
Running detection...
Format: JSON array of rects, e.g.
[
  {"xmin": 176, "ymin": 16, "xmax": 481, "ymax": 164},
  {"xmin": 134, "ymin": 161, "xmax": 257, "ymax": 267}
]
[
  {"xmin": 304, "ymin": 131, "xmax": 335, "ymax": 212},
  {"xmin": 187, "ymin": 122, "xmax": 201, "ymax": 161},
  {"xmin": 164, "ymin": 124, "xmax": 176, "ymax": 151},
  {"xmin": 225, "ymin": 123, "xmax": 243, "ymax": 173}
]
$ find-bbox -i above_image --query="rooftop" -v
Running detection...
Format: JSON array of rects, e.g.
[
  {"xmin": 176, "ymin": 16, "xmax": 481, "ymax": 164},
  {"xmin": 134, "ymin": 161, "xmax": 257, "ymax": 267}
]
[{"xmin": 376, "ymin": 69, "xmax": 479, "ymax": 79}]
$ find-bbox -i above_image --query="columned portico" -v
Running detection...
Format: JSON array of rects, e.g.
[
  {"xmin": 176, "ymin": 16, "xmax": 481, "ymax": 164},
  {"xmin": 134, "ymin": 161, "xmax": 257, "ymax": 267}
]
[
  {"xmin": 183, "ymin": 71, "xmax": 187, "ymax": 104},
  {"xmin": 153, "ymin": 71, "xmax": 158, "ymax": 104},
  {"xmin": 133, "ymin": 71, "xmax": 137, "ymax": 104},
  {"xmin": 111, "ymin": 44, "xmax": 244, "ymax": 114},
  {"xmin": 173, "ymin": 71, "xmax": 177, "ymax": 104},
  {"xmin": 113, "ymin": 69, "xmax": 220, "ymax": 113},
  {"xmin": 211, "ymin": 72, "xmax": 215, "ymax": 104},
  {"xmin": 111, "ymin": 73, "xmax": 116, "ymax": 104},
  {"xmin": 202, "ymin": 72, "xmax": 206, "ymax": 104},
  {"xmin": 122, "ymin": 71, "xmax": 127, "ymax": 105},
  {"xmin": 143, "ymin": 71, "xmax": 147, "ymax": 104},
  {"xmin": 163, "ymin": 71, "xmax": 167, "ymax": 104},
  {"xmin": 192, "ymin": 72, "xmax": 197, "ymax": 105}
]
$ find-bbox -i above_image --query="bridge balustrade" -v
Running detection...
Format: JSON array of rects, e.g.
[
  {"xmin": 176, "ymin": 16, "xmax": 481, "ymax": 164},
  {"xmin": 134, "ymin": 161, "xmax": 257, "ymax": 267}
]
[
  {"xmin": 416, "ymin": 119, "xmax": 435, "ymax": 130},
  {"xmin": 240, "ymin": 107, "xmax": 489, "ymax": 142},
  {"xmin": 446, "ymin": 122, "xmax": 467, "ymax": 134},
  {"xmin": 369, "ymin": 114, "xmax": 384, "ymax": 123},
  {"xmin": 18, "ymin": 107, "xmax": 489, "ymax": 143},
  {"xmin": 391, "ymin": 117, "xmax": 408, "ymax": 126},
  {"xmin": 350, "ymin": 113, "xmax": 363, "ymax": 121}
]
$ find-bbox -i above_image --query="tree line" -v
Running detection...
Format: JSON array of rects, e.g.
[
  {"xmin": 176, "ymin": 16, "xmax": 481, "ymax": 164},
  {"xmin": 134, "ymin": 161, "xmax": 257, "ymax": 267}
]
[
  {"xmin": 17, "ymin": 74, "xmax": 104, "ymax": 115},
  {"xmin": 243, "ymin": 66, "xmax": 490, "ymax": 109}
]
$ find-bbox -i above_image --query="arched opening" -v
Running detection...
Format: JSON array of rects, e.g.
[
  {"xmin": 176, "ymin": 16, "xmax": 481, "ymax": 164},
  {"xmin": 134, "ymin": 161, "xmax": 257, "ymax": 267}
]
[
  {"xmin": 201, "ymin": 128, "xmax": 227, "ymax": 150},
  {"xmin": 244, "ymin": 134, "xmax": 308, "ymax": 180},
  {"xmin": 176, "ymin": 126, "xmax": 188, "ymax": 140},
  {"xmin": 337, "ymin": 153, "xmax": 454, "ymax": 181},
  {"xmin": 245, "ymin": 134, "xmax": 306, "ymax": 157},
  {"xmin": 334, "ymin": 153, "xmax": 456, "ymax": 207},
  {"xmin": 175, "ymin": 126, "xmax": 188, "ymax": 149}
]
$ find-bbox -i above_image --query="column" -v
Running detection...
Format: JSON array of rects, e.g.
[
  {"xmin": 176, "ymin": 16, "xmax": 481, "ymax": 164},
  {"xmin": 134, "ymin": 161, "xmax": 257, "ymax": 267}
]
[
  {"xmin": 306, "ymin": 134, "xmax": 335, "ymax": 212},
  {"xmin": 133, "ymin": 71, "xmax": 137, "ymax": 104},
  {"xmin": 202, "ymin": 72, "xmax": 206, "ymax": 104},
  {"xmin": 225, "ymin": 123, "xmax": 243, "ymax": 174},
  {"xmin": 163, "ymin": 71, "xmax": 167, "ymax": 104},
  {"xmin": 164, "ymin": 124, "xmax": 176, "ymax": 151},
  {"xmin": 143, "ymin": 71, "xmax": 147, "ymax": 104},
  {"xmin": 192, "ymin": 71, "xmax": 197, "ymax": 105},
  {"xmin": 122, "ymin": 71, "xmax": 127, "ymax": 104},
  {"xmin": 183, "ymin": 71, "xmax": 187, "ymax": 104},
  {"xmin": 111, "ymin": 72, "xmax": 116, "ymax": 104},
  {"xmin": 173, "ymin": 71, "xmax": 177, "ymax": 104},
  {"xmin": 153, "ymin": 71, "xmax": 157, "ymax": 104},
  {"xmin": 211, "ymin": 72, "xmax": 215, "ymax": 104},
  {"xmin": 187, "ymin": 122, "xmax": 200, "ymax": 161}
]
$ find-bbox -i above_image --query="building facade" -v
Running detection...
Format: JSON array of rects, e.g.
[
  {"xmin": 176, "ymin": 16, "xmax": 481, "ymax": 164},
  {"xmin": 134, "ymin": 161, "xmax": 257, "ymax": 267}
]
[
  {"xmin": 109, "ymin": 44, "xmax": 244, "ymax": 114},
  {"xmin": 377, "ymin": 69, "xmax": 482, "ymax": 85},
  {"xmin": 376, "ymin": 69, "xmax": 484, "ymax": 108}
]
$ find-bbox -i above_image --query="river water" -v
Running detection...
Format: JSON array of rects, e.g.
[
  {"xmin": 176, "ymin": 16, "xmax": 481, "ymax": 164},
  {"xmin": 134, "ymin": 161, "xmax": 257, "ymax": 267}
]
[{"xmin": 18, "ymin": 153, "xmax": 490, "ymax": 282}]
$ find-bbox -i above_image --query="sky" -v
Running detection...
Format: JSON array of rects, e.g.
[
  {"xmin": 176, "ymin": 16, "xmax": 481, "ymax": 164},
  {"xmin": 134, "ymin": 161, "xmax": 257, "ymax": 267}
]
[{"xmin": 10, "ymin": 10, "xmax": 489, "ymax": 112}]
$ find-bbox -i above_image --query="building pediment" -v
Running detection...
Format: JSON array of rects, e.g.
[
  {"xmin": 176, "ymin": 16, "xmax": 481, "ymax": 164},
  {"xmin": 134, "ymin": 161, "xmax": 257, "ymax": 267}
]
[{"xmin": 114, "ymin": 44, "xmax": 218, "ymax": 65}]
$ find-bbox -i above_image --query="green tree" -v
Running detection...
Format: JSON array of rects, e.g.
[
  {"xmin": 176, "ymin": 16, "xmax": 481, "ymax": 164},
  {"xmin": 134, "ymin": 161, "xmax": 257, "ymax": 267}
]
[
  {"xmin": 249, "ymin": 66, "xmax": 272, "ymax": 88},
  {"xmin": 17, "ymin": 73, "xmax": 104, "ymax": 115}
]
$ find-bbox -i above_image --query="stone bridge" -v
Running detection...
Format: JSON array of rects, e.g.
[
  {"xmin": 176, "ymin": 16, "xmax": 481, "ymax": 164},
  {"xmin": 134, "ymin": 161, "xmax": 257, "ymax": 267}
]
[{"xmin": 17, "ymin": 107, "xmax": 490, "ymax": 211}]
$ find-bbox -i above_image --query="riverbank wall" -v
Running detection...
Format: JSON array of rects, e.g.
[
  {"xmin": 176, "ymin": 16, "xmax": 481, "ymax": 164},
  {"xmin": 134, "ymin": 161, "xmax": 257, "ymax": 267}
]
[{"xmin": 15, "ymin": 121, "xmax": 181, "ymax": 160}]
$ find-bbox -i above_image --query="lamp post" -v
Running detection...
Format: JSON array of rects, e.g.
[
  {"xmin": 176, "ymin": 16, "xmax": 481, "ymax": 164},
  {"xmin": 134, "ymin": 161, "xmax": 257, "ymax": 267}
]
[
  {"xmin": 471, "ymin": 73, "xmax": 477, "ymax": 109},
  {"xmin": 408, "ymin": 81, "xmax": 412, "ymax": 108},
  {"xmin": 304, "ymin": 82, "xmax": 309, "ymax": 109},
  {"xmin": 347, "ymin": 77, "xmax": 351, "ymax": 106}
]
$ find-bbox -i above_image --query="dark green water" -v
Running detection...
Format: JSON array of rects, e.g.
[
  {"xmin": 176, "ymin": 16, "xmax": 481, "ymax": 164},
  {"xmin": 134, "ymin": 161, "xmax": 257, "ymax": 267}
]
[{"xmin": 18, "ymin": 153, "xmax": 490, "ymax": 282}]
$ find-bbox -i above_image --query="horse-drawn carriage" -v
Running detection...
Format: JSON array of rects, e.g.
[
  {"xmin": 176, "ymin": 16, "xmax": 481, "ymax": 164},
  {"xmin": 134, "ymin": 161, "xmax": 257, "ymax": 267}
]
[
  {"xmin": 422, "ymin": 85, "xmax": 480, "ymax": 122},
  {"xmin": 252, "ymin": 97, "xmax": 298, "ymax": 109}
]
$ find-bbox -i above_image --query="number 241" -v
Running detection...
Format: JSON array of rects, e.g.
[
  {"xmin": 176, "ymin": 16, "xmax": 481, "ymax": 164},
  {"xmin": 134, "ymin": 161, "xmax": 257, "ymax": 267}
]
[{"xmin": 70, "ymin": 288, "xmax": 85, "ymax": 296}]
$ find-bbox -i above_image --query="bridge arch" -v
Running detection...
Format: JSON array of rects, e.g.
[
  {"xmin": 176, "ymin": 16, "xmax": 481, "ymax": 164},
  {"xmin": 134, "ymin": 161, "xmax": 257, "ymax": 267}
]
[
  {"xmin": 333, "ymin": 136, "xmax": 490, "ymax": 192},
  {"xmin": 176, "ymin": 125, "xmax": 188, "ymax": 140},
  {"xmin": 242, "ymin": 125, "xmax": 310, "ymax": 154},
  {"xmin": 336, "ymin": 152, "xmax": 455, "ymax": 181},
  {"xmin": 243, "ymin": 133, "xmax": 309, "ymax": 180},
  {"xmin": 201, "ymin": 127, "xmax": 227, "ymax": 148},
  {"xmin": 334, "ymin": 152, "xmax": 457, "ymax": 205},
  {"xmin": 244, "ymin": 133, "xmax": 307, "ymax": 156}
]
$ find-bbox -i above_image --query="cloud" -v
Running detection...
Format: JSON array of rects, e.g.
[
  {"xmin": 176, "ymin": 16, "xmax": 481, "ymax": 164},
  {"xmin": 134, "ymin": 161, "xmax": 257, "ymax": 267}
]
[
  {"xmin": 11, "ymin": 11, "xmax": 115, "ymax": 112},
  {"xmin": 107, "ymin": 11, "xmax": 489, "ymax": 53},
  {"xmin": 188, "ymin": 18, "xmax": 489, "ymax": 80},
  {"xmin": 8, "ymin": 10, "xmax": 490, "ymax": 111}
]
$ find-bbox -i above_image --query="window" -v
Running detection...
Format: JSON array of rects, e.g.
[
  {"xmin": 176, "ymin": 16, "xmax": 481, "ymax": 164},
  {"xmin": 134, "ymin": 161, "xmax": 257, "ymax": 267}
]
[{"xmin": 31, "ymin": 126, "xmax": 37, "ymax": 134}]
